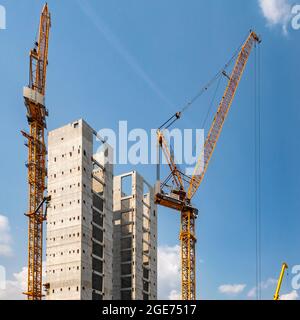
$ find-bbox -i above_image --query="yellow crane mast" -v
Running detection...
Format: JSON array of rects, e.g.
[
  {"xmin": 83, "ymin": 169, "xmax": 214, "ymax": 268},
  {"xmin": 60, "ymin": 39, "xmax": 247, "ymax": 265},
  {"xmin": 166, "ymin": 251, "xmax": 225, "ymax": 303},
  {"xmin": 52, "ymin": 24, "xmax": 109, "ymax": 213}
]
[
  {"xmin": 155, "ymin": 31, "xmax": 261, "ymax": 300},
  {"xmin": 21, "ymin": 4, "xmax": 51, "ymax": 300},
  {"xmin": 274, "ymin": 263, "xmax": 288, "ymax": 300}
]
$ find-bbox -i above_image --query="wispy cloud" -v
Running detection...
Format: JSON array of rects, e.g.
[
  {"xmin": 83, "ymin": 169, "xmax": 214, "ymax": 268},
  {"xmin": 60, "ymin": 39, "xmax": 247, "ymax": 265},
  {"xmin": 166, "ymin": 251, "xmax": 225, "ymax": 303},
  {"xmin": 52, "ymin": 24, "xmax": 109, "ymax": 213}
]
[
  {"xmin": 218, "ymin": 284, "xmax": 246, "ymax": 296},
  {"xmin": 281, "ymin": 290, "xmax": 299, "ymax": 300},
  {"xmin": 0, "ymin": 215, "xmax": 12, "ymax": 257},
  {"xmin": 258, "ymin": 0, "xmax": 292, "ymax": 34},
  {"xmin": 76, "ymin": 0, "xmax": 174, "ymax": 109},
  {"xmin": 247, "ymin": 278, "xmax": 277, "ymax": 298}
]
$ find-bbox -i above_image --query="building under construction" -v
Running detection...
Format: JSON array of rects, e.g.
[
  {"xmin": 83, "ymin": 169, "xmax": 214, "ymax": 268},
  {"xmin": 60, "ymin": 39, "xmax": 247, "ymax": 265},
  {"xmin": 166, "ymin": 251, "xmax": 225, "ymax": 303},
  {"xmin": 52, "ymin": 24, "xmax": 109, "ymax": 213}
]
[
  {"xmin": 45, "ymin": 119, "xmax": 157, "ymax": 300},
  {"xmin": 21, "ymin": 4, "xmax": 269, "ymax": 302},
  {"xmin": 113, "ymin": 171, "xmax": 157, "ymax": 300}
]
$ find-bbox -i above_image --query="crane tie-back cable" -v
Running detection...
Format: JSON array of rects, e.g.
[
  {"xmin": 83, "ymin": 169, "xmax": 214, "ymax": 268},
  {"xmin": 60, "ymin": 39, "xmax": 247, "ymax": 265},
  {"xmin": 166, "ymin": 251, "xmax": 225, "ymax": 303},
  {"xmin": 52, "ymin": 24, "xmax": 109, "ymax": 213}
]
[
  {"xmin": 254, "ymin": 40, "xmax": 262, "ymax": 300},
  {"xmin": 158, "ymin": 32, "xmax": 250, "ymax": 131}
]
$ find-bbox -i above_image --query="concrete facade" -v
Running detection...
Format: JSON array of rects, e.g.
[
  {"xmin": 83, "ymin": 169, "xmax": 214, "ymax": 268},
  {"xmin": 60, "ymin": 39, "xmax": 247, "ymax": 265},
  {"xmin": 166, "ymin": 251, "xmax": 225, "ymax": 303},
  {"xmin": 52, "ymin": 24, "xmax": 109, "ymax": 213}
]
[
  {"xmin": 46, "ymin": 119, "xmax": 157, "ymax": 300},
  {"xmin": 46, "ymin": 119, "xmax": 113, "ymax": 300},
  {"xmin": 113, "ymin": 172, "xmax": 157, "ymax": 300}
]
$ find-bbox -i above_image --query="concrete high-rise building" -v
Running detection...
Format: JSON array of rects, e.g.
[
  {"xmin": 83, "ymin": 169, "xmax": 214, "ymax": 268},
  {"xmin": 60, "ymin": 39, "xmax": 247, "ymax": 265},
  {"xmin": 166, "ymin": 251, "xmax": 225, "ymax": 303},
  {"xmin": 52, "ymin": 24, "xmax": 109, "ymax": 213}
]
[
  {"xmin": 113, "ymin": 172, "xmax": 157, "ymax": 300},
  {"xmin": 45, "ymin": 119, "xmax": 157, "ymax": 300},
  {"xmin": 45, "ymin": 119, "xmax": 113, "ymax": 300}
]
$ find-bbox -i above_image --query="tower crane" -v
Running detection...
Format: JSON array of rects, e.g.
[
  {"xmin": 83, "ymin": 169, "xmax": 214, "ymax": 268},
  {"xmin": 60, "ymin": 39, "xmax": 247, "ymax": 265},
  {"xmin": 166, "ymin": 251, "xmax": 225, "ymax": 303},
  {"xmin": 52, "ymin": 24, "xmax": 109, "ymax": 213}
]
[
  {"xmin": 155, "ymin": 31, "xmax": 261, "ymax": 300},
  {"xmin": 274, "ymin": 263, "xmax": 288, "ymax": 300},
  {"xmin": 21, "ymin": 3, "xmax": 51, "ymax": 300}
]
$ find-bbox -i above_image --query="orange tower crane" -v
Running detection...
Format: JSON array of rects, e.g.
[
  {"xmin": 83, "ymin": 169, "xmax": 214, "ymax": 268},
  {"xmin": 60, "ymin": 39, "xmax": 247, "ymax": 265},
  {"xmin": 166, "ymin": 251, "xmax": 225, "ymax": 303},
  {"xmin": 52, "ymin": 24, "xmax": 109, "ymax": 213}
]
[
  {"xmin": 155, "ymin": 31, "xmax": 261, "ymax": 300},
  {"xmin": 21, "ymin": 3, "xmax": 51, "ymax": 300}
]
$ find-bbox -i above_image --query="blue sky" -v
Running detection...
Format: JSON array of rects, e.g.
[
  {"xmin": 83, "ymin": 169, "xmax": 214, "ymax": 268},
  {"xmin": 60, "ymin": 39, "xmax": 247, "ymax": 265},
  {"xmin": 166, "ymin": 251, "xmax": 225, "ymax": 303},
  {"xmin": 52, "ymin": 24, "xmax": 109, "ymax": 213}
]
[{"xmin": 0, "ymin": 0, "xmax": 299, "ymax": 300}]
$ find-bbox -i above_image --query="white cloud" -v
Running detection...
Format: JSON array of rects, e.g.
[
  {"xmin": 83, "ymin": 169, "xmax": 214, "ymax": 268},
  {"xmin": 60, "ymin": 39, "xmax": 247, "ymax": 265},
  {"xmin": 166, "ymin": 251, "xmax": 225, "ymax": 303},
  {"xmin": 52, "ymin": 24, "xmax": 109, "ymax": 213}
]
[
  {"xmin": 158, "ymin": 245, "xmax": 181, "ymax": 300},
  {"xmin": 280, "ymin": 290, "xmax": 299, "ymax": 300},
  {"xmin": 0, "ymin": 266, "xmax": 27, "ymax": 300},
  {"xmin": 158, "ymin": 245, "xmax": 204, "ymax": 300},
  {"xmin": 247, "ymin": 278, "xmax": 277, "ymax": 298},
  {"xmin": 247, "ymin": 287, "xmax": 257, "ymax": 298},
  {"xmin": 218, "ymin": 284, "xmax": 246, "ymax": 295},
  {"xmin": 0, "ymin": 215, "xmax": 12, "ymax": 257},
  {"xmin": 258, "ymin": 0, "xmax": 292, "ymax": 34},
  {"xmin": 0, "ymin": 262, "xmax": 46, "ymax": 300},
  {"xmin": 168, "ymin": 289, "xmax": 181, "ymax": 300}
]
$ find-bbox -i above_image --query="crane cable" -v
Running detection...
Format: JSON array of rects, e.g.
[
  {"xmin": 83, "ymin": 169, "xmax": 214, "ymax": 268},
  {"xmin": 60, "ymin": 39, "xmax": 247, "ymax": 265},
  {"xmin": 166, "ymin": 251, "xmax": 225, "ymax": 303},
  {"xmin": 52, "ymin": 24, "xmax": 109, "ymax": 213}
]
[
  {"xmin": 254, "ymin": 40, "xmax": 262, "ymax": 300},
  {"xmin": 158, "ymin": 32, "xmax": 250, "ymax": 131},
  {"xmin": 201, "ymin": 75, "xmax": 223, "ymax": 130},
  {"xmin": 179, "ymin": 33, "xmax": 249, "ymax": 115},
  {"xmin": 188, "ymin": 75, "xmax": 223, "ymax": 161}
]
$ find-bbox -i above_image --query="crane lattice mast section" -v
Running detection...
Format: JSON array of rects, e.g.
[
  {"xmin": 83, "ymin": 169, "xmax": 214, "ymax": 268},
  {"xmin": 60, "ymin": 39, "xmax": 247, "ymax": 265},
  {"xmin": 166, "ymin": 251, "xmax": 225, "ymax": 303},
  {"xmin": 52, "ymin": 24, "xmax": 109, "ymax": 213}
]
[
  {"xmin": 22, "ymin": 4, "xmax": 51, "ymax": 300},
  {"xmin": 155, "ymin": 31, "xmax": 261, "ymax": 300}
]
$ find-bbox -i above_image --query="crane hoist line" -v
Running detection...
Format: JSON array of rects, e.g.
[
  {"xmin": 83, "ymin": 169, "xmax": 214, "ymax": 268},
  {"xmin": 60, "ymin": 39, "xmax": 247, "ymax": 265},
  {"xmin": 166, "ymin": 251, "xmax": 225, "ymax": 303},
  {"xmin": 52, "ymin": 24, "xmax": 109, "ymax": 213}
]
[
  {"xmin": 21, "ymin": 3, "xmax": 51, "ymax": 300},
  {"xmin": 155, "ymin": 31, "xmax": 261, "ymax": 300}
]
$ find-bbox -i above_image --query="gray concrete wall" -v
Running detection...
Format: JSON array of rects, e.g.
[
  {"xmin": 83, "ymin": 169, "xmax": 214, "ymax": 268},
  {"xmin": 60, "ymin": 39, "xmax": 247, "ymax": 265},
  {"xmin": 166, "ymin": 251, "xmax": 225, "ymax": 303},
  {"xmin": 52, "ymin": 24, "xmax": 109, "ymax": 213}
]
[
  {"xmin": 46, "ymin": 119, "xmax": 156, "ymax": 301},
  {"xmin": 46, "ymin": 119, "xmax": 113, "ymax": 300},
  {"xmin": 93, "ymin": 145, "xmax": 114, "ymax": 299},
  {"xmin": 113, "ymin": 171, "xmax": 157, "ymax": 300}
]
